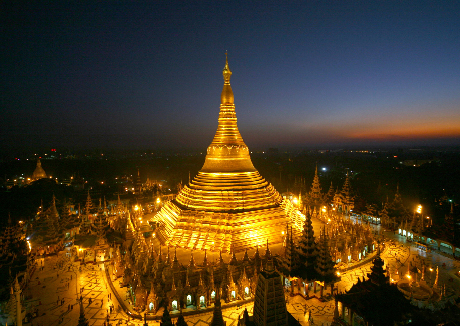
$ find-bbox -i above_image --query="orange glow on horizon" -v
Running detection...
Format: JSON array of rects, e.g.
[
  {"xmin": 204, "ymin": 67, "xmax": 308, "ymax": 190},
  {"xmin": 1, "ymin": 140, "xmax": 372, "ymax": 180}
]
[
  {"xmin": 346, "ymin": 125, "xmax": 460, "ymax": 140},
  {"xmin": 323, "ymin": 110, "xmax": 460, "ymax": 141}
]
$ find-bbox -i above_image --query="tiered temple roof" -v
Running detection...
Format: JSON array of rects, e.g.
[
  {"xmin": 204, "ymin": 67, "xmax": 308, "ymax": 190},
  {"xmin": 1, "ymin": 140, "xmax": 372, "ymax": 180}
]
[{"xmin": 333, "ymin": 245, "xmax": 412, "ymax": 326}]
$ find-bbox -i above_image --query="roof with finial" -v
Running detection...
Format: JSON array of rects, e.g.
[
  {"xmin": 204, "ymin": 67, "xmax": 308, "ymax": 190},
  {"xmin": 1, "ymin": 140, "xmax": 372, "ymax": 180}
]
[
  {"xmin": 336, "ymin": 241, "xmax": 412, "ymax": 325},
  {"xmin": 229, "ymin": 246, "xmax": 238, "ymax": 265},
  {"xmin": 310, "ymin": 163, "xmax": 322, "ymax": 198},
  {"xmin": 264, "ymin": 239, "xmax": 271, "ymax": 259},
  {"xmin": 243, "ymin": 249, "xmax": 249, "ymax": 263},
  {"xmin": 341, "ymin": 170, "xmax": 352, "ymax": 196},
  {"xmin": 166, "ymin": 246, "xmax": 171, "ymax": 265},
  {"xmin": 367, "ymin": 242, "xmax": 388, "ymax": 287},
  {"xmin": 218, "ymin": 250, "xmax": 224, "ymax": 266},
  {"xmin": 253, "ymin": 245, "xmax": 260, "ymax": 262}
]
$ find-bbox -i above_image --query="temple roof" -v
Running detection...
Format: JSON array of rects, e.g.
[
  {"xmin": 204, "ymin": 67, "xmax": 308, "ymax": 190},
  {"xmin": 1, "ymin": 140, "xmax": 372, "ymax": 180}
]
[{"xmin": 336, "ymin": 245, "xmax": 412, "ymax": 326}]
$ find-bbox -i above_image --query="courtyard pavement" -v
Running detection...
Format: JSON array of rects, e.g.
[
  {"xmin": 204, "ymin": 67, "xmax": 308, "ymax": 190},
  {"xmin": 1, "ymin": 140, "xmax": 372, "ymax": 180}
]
[{"xmin": 22, "ymin": 221, "xmax": 460, "ymax": 326}]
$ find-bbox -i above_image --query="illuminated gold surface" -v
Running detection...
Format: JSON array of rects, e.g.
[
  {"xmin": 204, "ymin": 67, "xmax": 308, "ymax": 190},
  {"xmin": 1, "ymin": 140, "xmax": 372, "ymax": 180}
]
[
  {"xmin": 32, "ymin": 158, "xmax": 47, "ymax": 180},
  {"xmin": 154, "ymin": 55, "xmax": 302, "ymax": 253}
]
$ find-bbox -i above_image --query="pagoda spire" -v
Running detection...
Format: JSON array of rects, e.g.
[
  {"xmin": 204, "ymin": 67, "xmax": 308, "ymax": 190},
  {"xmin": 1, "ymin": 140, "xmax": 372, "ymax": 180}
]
[
  {"xmin": 166, "ymin": 246, "xmax": 171, "ymax": 265},
  {"xmin": 189, "ymin": 251, "xmax": 196, "ymax": 269},
  {"xmin": 297, "ymin": 209, "xmax": 317, "ymax": 278},
  {"xmin": 311, "ymin": 164, "xmax": 321, "ymax": 193},
  {"xmin": 202, "ymin": 249, "xmax": 208, "ymax": 267},
  {"xmin": 85, "ymin": 190, "xmax": 93, "ymax": 216},
  {"xmin": 229, "ymin": 245, "xmax": 238, "ymax": 265},
  {"xmin": 243, "ymin": 248, "xmax": 249, "ymax": 263},
  {"xmin": 210, "ymin": 285, "xmax": 225, "ymax": 326},
  {"xmin": 315, "ymin": 226, "xmax": 337, "ymax": 289},
  {"xmin": 223, "ymin": 52, "xmax": 232, "ymax": 86},
  {"xmin": 281, "ymin": 225, "xmax": 297, "ymax": 275},
  {"xmin": 200, "ymin": 53, "xmax": 255, "ymax": 173},
  {"xmin": 172, "ymin": 247, "xmax": 180, "ymax": 270}
]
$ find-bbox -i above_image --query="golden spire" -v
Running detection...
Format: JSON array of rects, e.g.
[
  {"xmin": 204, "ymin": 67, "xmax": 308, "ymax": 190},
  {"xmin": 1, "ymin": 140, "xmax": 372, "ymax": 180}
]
[
  {"xmin": 200, "ymin": 53, "xmax": 254, "ymax": 172},
  {"xmin": 220, "ymin": 52, "xmax": 234, "ymax": 105},
  {"xmin": 223, "ymin": 52, "xmax": 232, "ymax": 84}
]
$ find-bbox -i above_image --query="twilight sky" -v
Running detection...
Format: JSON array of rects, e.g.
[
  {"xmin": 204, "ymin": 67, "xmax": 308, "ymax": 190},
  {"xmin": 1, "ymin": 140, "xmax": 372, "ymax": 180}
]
[{"xmin": 2, "ymin": 1, "xmax": 460, "ymax": 153}]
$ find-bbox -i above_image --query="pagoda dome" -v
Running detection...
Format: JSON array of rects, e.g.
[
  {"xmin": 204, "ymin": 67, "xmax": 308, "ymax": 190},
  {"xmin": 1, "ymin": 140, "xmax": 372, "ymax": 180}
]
[{"xmin": 32, "ymin": 158, "xmax": 47, "ymax": 180}]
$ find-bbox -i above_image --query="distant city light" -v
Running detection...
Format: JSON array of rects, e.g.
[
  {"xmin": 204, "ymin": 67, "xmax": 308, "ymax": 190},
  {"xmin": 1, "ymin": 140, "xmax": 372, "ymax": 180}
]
[{"xmin": 322, "ymin": 167, "xmax": 327, "ymax": 171}]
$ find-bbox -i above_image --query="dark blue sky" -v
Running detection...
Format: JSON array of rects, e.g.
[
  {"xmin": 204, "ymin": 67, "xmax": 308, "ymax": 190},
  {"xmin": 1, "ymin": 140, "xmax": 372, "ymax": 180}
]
[{"xmin": 2, "ymin": 1, "xmax": 460, "ymax": 153}]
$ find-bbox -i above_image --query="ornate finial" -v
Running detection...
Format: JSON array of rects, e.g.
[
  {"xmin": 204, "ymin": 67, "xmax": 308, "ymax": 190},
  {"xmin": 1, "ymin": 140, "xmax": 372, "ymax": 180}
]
[{"xmin": 223, "ymin": 52, "xmax": 232, "ymax": 84}]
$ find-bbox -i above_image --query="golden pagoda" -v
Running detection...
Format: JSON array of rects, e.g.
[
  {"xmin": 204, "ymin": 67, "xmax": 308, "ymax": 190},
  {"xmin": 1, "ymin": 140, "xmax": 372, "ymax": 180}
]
[
  {"xmin": 31, "ymin": 158, "xmax": 47, "ymax": 181},
  {"xmin": 153, "ymin": 54, "xmax": 302, "ymax": 253}
]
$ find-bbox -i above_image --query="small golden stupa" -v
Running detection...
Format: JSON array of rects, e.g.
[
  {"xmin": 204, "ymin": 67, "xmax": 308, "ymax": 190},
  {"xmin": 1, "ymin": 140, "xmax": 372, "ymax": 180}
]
[
  {"xmin": 154, "ymin": 54, "xmax": 301, "ymax": 253},
  {"xmin": 32, "ymin": 158, "xmax": 47, "ymax": 181}
]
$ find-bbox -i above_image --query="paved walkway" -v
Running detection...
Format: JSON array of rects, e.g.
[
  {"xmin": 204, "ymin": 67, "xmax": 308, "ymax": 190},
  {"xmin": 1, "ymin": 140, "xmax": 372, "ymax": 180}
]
[
  {"xmin": 26, "ymin": 251, "xmax": 127, "ymax": 326},
  {"xmin": 23, "ymin": 226, "xmax": 460, "ymax": 326}
]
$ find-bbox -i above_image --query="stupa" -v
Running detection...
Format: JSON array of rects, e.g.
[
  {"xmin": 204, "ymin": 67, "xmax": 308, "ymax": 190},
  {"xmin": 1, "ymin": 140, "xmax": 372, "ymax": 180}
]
[
  {"xmin": 31, "ymin": 158, "xmax": 47, "ymax": 181},
  {"xmin": 153, "ymin": 54, "xmax": 300, "ymax": 253}
]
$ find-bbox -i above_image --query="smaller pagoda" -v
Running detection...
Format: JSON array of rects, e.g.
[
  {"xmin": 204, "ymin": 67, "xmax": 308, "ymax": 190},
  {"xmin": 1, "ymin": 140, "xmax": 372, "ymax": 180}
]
[{"xmin": 31, "ymin": 158, "xmax": 47, "ymax": 181}]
